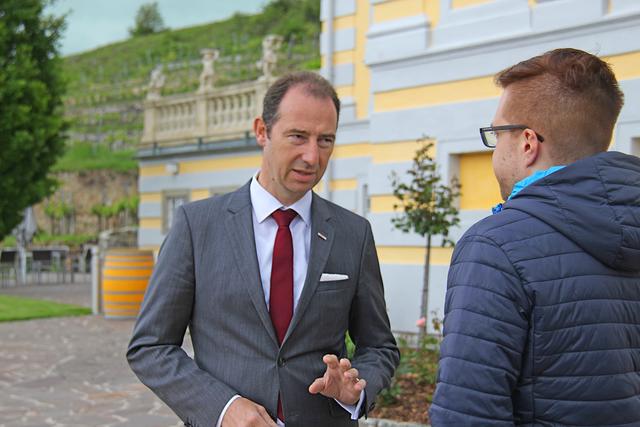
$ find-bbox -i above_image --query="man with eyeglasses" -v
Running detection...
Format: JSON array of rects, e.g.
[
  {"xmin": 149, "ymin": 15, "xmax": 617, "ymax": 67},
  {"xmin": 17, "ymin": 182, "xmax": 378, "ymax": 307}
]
[{"xmin": 430, "ymin": 48, "xmax": 640, "ymax": 426}]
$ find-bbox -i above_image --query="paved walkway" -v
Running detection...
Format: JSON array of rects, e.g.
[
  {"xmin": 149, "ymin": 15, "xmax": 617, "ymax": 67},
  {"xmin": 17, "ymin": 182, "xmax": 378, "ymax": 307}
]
[
  {"xmin": 0, "ymin": 282, "xmax": 184, "ymax": 427},
  {"xmin": 0, "ymin": 283, "xmax": 425, "ymax": 427},
  {"xmin": 0, "ymin": 280, "xmax": 91, "ymax": 307}
]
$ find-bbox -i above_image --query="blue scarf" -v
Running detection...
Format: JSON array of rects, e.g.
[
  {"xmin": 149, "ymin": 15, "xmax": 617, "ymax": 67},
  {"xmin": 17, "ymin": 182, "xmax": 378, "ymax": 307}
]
[{"xmin": 492, "ymin": 166, "xmax": 565, "ymax": 214}]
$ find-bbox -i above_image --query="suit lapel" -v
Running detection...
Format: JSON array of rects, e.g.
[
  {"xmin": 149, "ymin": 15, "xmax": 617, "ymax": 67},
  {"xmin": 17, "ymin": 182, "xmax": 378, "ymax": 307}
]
[
  {"xmin": 283, "ymin": 193, "xmax": 334, "ymax": 344},
  {"xmin": 224, "ymin": 182, "xmax": 279, "ymax": 347}
]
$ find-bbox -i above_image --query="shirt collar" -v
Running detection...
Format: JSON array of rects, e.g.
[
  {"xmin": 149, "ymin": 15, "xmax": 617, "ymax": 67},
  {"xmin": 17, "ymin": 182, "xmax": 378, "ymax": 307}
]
[{"xmin": 250, "ymin": 171, "xmax": 312, "ymax": 226}]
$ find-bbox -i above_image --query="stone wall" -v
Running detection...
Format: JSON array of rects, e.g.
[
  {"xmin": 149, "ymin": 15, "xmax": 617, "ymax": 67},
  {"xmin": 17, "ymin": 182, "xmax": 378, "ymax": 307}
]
[{"xmin": 33, "ymin": 170, "xmax": 138, "ymax": 236}]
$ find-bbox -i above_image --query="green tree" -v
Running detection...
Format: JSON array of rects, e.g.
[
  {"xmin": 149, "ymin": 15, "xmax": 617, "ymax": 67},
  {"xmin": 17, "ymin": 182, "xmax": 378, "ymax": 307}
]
[
  {"xmin": 258, "ymin": 0, "xmax": 320, "ymax": 40},
  {"xmin": 129, "ymin": 2, "xmax": 166, "ymax": 37},
  {"xmin": 44, "ymin": 200, "xmax": 74, "ymax": 234},
  {"xmin": 122, "ymin": 194, "xmax": 139, "ymax": 226},
  {"xmin": 0, "ymin": 0, "xmax": 67, "ymax": 240},
  {"xmin": 91, "ymin": 203, "xmax": 110, "ymax": 232},
  {"xmin": 391, "ymin": 140, "xmax": 462, "ymax": 338}
]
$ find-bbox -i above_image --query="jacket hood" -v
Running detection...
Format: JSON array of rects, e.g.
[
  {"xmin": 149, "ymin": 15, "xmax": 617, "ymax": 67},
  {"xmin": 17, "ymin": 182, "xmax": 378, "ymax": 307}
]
[{"xmin": 506, "ymin": 151, "xmax": 640, "ymax": 272}]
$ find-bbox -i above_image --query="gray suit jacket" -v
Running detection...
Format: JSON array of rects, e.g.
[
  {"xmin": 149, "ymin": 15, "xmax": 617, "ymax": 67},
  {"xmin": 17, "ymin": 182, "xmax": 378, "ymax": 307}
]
[{"xmin": 127, "ymin": 181, "xmax": 399, "ymax": 427}]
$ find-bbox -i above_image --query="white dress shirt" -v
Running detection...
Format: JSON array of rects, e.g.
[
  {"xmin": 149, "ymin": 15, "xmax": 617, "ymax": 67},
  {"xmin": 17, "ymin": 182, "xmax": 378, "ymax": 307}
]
[
  {"xmin": 215, "ymin": 173, "xmax": 364, "ymax": 427},
  {"xmin": 251, "ymin": 173, "xmax": 312, "ymax": 312}
]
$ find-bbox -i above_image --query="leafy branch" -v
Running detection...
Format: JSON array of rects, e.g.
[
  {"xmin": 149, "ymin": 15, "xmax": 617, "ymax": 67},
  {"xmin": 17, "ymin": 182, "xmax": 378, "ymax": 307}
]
[{"xmin": 391, "ymin": 139, "xmax": 461, "ymax": 338}]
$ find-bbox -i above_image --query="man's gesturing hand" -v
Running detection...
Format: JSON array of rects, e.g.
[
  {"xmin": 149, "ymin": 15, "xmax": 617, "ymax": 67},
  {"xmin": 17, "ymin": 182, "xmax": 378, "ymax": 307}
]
[
  {"xmin": 308, "ymin": 354, "xmax": 366, "ymax": 405},
  {"xmin": 221, "ymin": 397, "xmax": 277, "ymax": 427}
]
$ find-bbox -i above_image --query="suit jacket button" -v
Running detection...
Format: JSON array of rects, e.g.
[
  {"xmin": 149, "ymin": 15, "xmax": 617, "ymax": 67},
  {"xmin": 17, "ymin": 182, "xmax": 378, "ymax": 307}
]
[{"xmin": 278, "ymin": 357, "xmax": 286, "ymax": 367}]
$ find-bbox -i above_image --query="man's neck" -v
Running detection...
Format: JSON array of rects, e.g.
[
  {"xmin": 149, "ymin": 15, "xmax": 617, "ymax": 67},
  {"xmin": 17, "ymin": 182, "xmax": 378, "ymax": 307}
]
[{"xmin": 255, "ymin": 172, "xmax": 305, "ymax": 207}]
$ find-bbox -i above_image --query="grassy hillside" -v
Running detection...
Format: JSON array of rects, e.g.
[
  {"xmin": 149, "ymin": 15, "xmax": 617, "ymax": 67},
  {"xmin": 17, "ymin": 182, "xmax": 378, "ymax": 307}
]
[{"xmin": 57, "ymin": 0, "xmax": 321, "ymax": 172}]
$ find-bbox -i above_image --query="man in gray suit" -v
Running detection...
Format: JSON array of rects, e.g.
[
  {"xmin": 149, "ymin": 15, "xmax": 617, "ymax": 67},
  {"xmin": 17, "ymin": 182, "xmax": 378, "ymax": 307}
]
[{"xmin": 127, "ymin": 71, "xmax": 399, "ymax": 427}]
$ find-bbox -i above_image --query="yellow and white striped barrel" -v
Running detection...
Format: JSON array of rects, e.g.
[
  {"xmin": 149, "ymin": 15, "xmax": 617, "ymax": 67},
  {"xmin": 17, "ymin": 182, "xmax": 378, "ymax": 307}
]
[{"xmin": 102, "ymin": 248, "xmax": 154, "ymax": 319}]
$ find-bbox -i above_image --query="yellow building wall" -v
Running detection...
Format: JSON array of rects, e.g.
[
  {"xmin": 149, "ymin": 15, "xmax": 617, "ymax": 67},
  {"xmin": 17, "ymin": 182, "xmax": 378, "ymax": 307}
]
[
  {"xmin": 452, "ymin": 0, "xmax": 492, "ymax": 8},
  {"xmin": 370, "ymin": 195, "xmax": 399, "ymax": 213},
  {"xmin": 330, "ymin": 179, "xmax": 359, "ymax": 191},
  {"xmin": 139, "ymin": 218, "xmax": 162, "ymax": 229},
  {"xmin": 606, "ymin": 51, "xmax": 640, "ymax": 80},
  {"xmin": 335, "ymin": 85, "xmax": 354, "ymax": 101},
  {"xmin": 373, "ymin": 0, "xmax": 441, "ymax": 27},
  {"xmin": 139, "ymin": 141, "xmax": 432, "ymax": 178},
  {"xmin": 374, "ymin": 76, "xmax": 499, "ymax": 112},
  {"xmin": 319, "ymin": 1, "xmax": 372, "ymax": 120},
  {"xmin": 139, "ymin": 164, "xmax": 167, "ymax": 178},
  {"xmin": 139, "ymin": 155, "xmax": 262, "ymax": 177},
  {"xmin": 321, "ymin": 15, "xmax": 356, "ymax": 32},
  {"xmin": 329, "ymin": 50, "xmax": 356, "ymax": 65},
  {"xmin": 139, "ymin": 192, "xmax": 162, "ymax": 203},
  {"xmin": 459, "ymin": 152, "xmax": 502, "ymax": 209},
  {"xmin": 377, "ymin": 246, "xmax": 454, "ymax": 265},
  {"xmin": 190, "ymin": 189, "xmax": 211, "ymax": 201},
  {"xmin": 373, "ymin": 49, "xmax": 640, "ymax": 114},
  {"xmin": 354, "ymin": 0, "xmax": 370, "ymax": 119},
  {"xmin": 332, "ymin": 140, "xmax": 432, "ymax": 163},
  {"xmin": 143, "ymin": 8, "xmax": 640, "ymax": 267}
]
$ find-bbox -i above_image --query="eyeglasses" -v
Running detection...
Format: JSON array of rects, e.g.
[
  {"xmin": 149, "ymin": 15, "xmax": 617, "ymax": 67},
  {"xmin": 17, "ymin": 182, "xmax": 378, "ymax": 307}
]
[{"xmin": 479, "ymin": 124, "xmax": 545, "ymax": 148}]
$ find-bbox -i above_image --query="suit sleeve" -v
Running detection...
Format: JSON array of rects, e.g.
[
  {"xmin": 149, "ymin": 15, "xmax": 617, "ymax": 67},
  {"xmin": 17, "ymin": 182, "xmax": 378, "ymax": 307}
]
[
  {"xmin": 348, "ymin": 221, "xmax": 401, "ymax": 416},
  {"xmin": 127, "ymin": 206, "xmax": 237, "ymax": 427},
  {"xmin": 429, "ymin": 234, "xmax": 530, "ymax": 426}
]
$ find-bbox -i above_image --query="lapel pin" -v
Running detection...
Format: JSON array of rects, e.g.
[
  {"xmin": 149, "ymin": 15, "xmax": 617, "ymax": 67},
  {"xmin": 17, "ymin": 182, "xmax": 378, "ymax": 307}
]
[{"xmin": 317, "ymin": 232, "xmax": 327, "ymax": 241}]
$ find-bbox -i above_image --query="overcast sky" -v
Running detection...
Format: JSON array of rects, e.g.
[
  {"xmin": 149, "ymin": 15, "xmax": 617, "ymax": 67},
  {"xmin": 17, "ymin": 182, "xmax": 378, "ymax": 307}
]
[{"xmin": 47, "ymin": 0, "xmax": 266, "ymax": 56}]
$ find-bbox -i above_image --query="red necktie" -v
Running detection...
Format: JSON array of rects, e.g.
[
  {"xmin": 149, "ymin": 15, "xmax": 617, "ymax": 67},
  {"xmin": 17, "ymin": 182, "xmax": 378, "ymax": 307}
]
[{"xmin": 270, "ymin": 208, "xmax": 297, "ymax": 422}]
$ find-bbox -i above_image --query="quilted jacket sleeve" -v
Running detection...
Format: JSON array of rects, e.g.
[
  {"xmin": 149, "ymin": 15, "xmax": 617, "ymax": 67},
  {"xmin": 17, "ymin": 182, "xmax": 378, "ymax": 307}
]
[{"xmin": 429, "ymin": 234, "xmax": 531, "ymax": 426}]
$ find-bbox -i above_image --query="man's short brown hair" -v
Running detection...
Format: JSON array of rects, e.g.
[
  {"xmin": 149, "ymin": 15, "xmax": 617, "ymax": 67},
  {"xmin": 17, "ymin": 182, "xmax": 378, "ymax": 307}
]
[
  {"xmin": 495, "ymin": 48, "xmax": 624, "ymax": 162},
  {"xmin": 262, "ymin": 71, "xmax": 340, "ymax": 135}
]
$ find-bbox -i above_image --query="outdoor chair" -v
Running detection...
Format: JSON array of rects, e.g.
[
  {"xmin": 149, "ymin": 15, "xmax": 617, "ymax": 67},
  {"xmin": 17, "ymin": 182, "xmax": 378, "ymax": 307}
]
[
  {"xmin": 31, "ymin": 249, "xmax": 55, "ymax": 283},
  {"xmin": 0, "ymin": 248, "xmax": 17, "ymax": 287}
]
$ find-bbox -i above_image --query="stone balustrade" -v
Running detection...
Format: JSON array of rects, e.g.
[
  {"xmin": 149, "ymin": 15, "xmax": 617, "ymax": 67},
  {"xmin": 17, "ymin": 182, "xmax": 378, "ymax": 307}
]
[{"xmin": 140, "ymin": 78, "xmax": 272, "ymax": 148}]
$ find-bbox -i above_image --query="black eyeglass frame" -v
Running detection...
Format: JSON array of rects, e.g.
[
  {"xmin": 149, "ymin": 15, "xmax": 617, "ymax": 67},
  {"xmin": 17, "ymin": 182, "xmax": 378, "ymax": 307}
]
[{"xmin": 479, "ymin": 124, "xmax": 545, "ymax": 148}]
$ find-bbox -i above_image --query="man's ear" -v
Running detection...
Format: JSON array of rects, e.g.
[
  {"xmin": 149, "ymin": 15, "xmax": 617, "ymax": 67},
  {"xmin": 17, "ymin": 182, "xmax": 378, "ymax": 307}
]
[
  {"xmin": 522, "ymin": 128, "xmax": 541, "ymax": 168},
  {"xmin": 254, "ymin": 117, "xmax": 268, "ymax": 148}
]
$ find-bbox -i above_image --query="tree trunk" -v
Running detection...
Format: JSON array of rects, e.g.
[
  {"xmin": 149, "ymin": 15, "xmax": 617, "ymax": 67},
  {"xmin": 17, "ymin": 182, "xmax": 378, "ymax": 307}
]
[{"xmin": 419, "ymin": 234, "xmax": 432, "ymax": 340}]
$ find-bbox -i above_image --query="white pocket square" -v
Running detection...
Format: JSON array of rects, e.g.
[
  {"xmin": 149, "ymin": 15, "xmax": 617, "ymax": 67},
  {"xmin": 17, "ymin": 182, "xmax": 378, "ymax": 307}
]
[{"xmin": 320, "ymin": 273, "xmax": 349, "ymax": 282}]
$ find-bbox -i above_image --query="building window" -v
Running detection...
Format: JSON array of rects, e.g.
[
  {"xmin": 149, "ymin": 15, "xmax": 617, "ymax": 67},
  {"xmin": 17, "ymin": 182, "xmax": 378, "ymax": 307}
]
[
  {"xmin": 358, "ymin": 182, "xmax": 370, "ymax": 217},
  {"xmin": 163, "ymin": 191, "xmax": 189, "ymax": 233},
  {"xmin": 458, "ymin": 152, "xmax": 499, "ymax": 210}
]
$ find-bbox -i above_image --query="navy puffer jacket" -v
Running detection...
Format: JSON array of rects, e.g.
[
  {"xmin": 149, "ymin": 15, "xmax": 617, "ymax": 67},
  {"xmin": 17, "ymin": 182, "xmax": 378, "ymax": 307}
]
[{"xmin": 429, "ymin": 151, "xmax": 640, "ymax": 426}]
